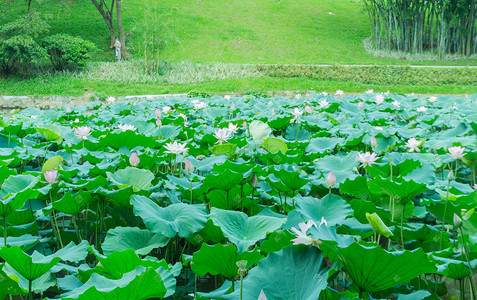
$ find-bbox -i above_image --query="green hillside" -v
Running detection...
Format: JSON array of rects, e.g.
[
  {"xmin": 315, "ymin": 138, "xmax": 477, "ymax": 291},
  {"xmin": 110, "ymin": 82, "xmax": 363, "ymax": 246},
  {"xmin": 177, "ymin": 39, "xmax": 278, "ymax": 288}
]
[{"xmin": 2, "ymin": 0, "xmax": 477, "ymax": 66}]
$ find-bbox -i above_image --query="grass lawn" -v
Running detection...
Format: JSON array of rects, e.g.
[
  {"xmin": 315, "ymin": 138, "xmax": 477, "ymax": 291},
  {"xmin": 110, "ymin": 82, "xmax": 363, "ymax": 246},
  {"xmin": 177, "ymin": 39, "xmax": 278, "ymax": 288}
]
[{"xmin": 2, "ymin": 0, "xmax": 477, "ymax": 66}]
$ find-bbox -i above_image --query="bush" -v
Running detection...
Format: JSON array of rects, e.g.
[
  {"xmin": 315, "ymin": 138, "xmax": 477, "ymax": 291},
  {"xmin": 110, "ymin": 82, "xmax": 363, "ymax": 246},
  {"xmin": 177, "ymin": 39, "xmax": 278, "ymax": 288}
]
[
  {"xmin": 0, "ymin": 35, "xmax": 47, "ymax": 75},
  {"xmin": 0, "ymin": 14, "xmax": 49, "ymax": 76},
  {"xmin": 42, "ymin": 34, "xmax": 97, "ymax": 71},
  {"xmin": 187, "ymin": 90, "xmax": 211, "ymax": 98}
]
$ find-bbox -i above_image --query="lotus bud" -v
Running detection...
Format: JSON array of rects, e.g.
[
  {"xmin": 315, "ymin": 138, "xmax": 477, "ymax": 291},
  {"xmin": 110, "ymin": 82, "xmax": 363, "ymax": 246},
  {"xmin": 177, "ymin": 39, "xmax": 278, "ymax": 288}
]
[
  {"xmin": 74, "ymin": 118, "xmax": 79, "ymax": 123},
  {"xmin": 305, "ymin": 105, "xmax": 312, "ymax": 113},
  {"xmin": 258, "ymin": 290, "xmax": 268, "ymax": 300},
  {"xmin": 325, "ymin": 172, "xmax": 336, "ymax": 188},
  {"xmin": 44, "ymin": 170, "xmax": 58, "ymax": 185},
  {"xmin": 371, "ymin": 136, "xmax": 377, "ymax": 148},
  {"xmin": 129, "ymin": 153, "xmax": 140, "ymax": 167},
  {"xmin": 358, "ymin": 101, "xmax": 364, "ymax": 109},
  {"xmin": 185, "ymin": 159, "xmax": 194, "ymax": 175},
  {"xmin": 250, "ymin": 174, "xmax": 258, "ymax": 188},
  {"xmin": 447, "ymin": 170, "xmax": 454, "ymax": 181},
  {"xmin": 155, "ymin": 109, "xmax": 162, "ymax": 119},
  {"xmin": 156, "ymin": 119, "xmax": 162, "ymax": 127},
  {"xmin": 453, "ymin": 213, "xmax": 462, "ymax": 227},
  {"xmin": 242, "ymin": 121, "xmax": 247, "ymax": 128},
  {"xmin": 66, "ymin": 107, "xmax": 72, "ymax": 113},
  {"xmin": 230, "ymin": 104, "xmax": 235, "ymax": 110}
]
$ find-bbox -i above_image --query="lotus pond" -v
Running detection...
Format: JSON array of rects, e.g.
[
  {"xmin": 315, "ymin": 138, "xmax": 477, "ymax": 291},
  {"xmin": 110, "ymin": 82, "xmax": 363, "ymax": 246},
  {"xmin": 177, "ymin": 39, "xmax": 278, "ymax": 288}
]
[{"xmin": 0, "ymin": 92, "xmax": 476, "ymax": 300}]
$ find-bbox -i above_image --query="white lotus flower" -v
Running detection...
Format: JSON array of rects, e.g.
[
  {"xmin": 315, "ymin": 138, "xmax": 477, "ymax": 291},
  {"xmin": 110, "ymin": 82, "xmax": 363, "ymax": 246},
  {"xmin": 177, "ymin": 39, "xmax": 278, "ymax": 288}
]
[
  {"xmin": 356, "ymin": 152, "xmax": 379, "ymax": 168},
  {"xmin": 224, "ymin": 95, "xmax": 231, "ymax": 100},
  {"xmin": 258, "ymin": 290, "xmax": 268, "ymax": 300},
  {"xmin": 416, "ymin": 106, "xmax": 427, "ymax": 112},
  {"xmin": 30, "ymin": 115, "xmax": 37, "ymax": 119},
  {"xmin": 191, "ymin": 99, "xmax": 200, "ymax": 104},
  {"xmin": 321, "ymin": 91, "xmax": 328, "ymax": 96},
  {"xmin": 448, "ymin": 146, "xmax": 465, "ymax": 160},
  {"xmin": 164, "ymin": 141, "xmax": 189, "ymax": 155},
  {"xmin": 392, "ymin": 100, "xmax": 400, "ymax": 108},
  {"xmin": 365, "ymin": 89, "xmax": 374, "ymax": 94},
  {"xmin": 428, "ymin": 96, "xmax": 437, "ymax": 103},
  {"xmin": 473, "ymin": 184, "xmax": 477, "ymax": 190},
  {"xmin": 291, "ymin": 107, "xmax": 303, "ymax": 123},
  {"xmin": 405, "ymin": 137, "xmax": 422, "ymax": 153},
  {"xmin": 106, "ymin": 96, "xmax": 116, "ymax": 104},
  {"xmin": 118, "ymin": 124, "xmax": 136, "ymax": 132},
  {"xmin": 319, "ymin": 99, "xmax": 330, "ymax": 109},
  {"xmin": 214, "ymin": 128, "xmax": 231, "ymax": 145},
  {"xmin": 295, "ymin": 94, "xmax": 301, "ymax": 99},
  {"xmin": 290, "ymin": 220, "xmax": 317, "ymax": 245},
  {"xmin": 178, "ymin": 113, "xmax": 188, "ymax": 121},
  {"xmin": 374, "ymin": 126, "xmax": 383, "ymax": 131},
  {"xmin": 375, "ymin": 94, "xmax": 384, "ymax": 105},
  {"xmin": 451, "ymin": 103, "xmax": 458, "ymax": 110},
  {"xmin": 162, "ymin": 106, "xmax": 172, "ymax": 114},
  {"xmin": 305, "ymin": 105, "xmax": 312, "ymax": 113},
  {"xmin": 228, "ymin": 123, "xmax": 238, "ymax": 134},
  {"xmin": 194, "ymin": 102, "xmax": 207, "ymax": 110},
  {"xmin": 335, "ymin": 90, "xmax": 344, "ymax": 96},
  {"xmin": 74, "ymin": 126, "xmax": 91, "ymax": 140}
]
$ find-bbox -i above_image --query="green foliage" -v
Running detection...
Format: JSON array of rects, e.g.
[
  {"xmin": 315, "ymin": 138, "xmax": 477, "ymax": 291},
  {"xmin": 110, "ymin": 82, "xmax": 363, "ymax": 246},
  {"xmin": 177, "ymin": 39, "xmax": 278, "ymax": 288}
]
[
  {"xmin": 42, "ymin": 34, "xmax": 97, "ymax": 71},
  {"xmin": 187, "ymin": 90, "xmax": 211, "ymax": 98},
  {"xmin": 0, "ymin": 14, "xmax": 49, "ymax": 76}
]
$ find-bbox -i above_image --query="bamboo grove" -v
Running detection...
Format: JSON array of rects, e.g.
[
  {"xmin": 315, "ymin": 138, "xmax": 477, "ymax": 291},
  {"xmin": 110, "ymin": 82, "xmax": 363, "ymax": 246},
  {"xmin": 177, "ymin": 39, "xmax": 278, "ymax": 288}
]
[{"xmin": 362, "ymin": 0, "xmax": 477, "ymax": 57}]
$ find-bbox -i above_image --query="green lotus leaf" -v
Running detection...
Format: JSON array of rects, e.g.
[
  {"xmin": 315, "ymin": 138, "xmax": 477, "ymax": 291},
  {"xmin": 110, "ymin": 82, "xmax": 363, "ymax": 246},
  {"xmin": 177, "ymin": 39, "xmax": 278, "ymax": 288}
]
[
  {"xmin": 101, "ymin": 130, "xmax": 157, "ymax": 150},
  {"xmin": 60, "ymin": 266, "xmax": 168, "ymax": 300},
  {"xmin": 321, "ymin": 241, "xmax": 437, "ymax": 293},
  {"xmin": 366, "ymin": 212, "xmax": 393, "ymax": 237},
  {"xmin": 367, "ymin": 178, "xmax": 427, "ymax": 205},
  {"xmin": 107, "ymin": 167, "xmax": 154, "ymax": 192},
  {"xmin": 42, "ymin": 155, "xmax": 64, "ymax": 172},
  {"xmin": 0, "ymin": 246, "xmax": 61, "ymax": 281},
  {"xmin": 52, "ymin": 190, "xmax": 94, "ymax": 215},
  {"xmin": 191, "ymin": 243, "xmax": 264, "ymax": 279},
  {"xmin": 434, "ymin": 256, "xmax": 477, "ymax": 280},
  {"xmin": 131, "ymin": 195, "xmax": 208, "ymax": 238},
  {"xmin": 102, "ymin": 226, "xmax": 170, "ymax": 256},
  {"xmin": 36, "ymin": 124, "xmax": 63, "ymax": 143},
  {"xmin": 223, "ymin": 246, "xmax": 330, "ymax": 300},
  {"xmin": 210, "ymin": 143, "xmax": 237, "ymax": 157},
  {"xmin": 249, "ymin": 120, "xmax": 271, "ymax": 140},
  {"xmin": 203, "ymin": 169, "xmax": 243, "ymax": 192},
  {"xmin": 210, "ymin": 208, "xmax": 286, "ymax": 252},
  {"xmin": 261, "ymin": 137, "xmax": 287, "ymax": 154},
  {"xmin": 315, "ymin": 154, "xmax": 359, "ymax": 185}
]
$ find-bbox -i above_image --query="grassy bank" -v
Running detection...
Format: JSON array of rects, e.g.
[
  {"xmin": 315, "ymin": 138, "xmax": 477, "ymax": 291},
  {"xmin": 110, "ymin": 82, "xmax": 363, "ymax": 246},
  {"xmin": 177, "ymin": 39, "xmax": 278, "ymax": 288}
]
[
  {"xmin": 2, "ymin": 0, "xmax": 477, "ymax": 66},
  {"xmin": 1, "ymin": 62, "xmax": 476, "ymax": 96}
]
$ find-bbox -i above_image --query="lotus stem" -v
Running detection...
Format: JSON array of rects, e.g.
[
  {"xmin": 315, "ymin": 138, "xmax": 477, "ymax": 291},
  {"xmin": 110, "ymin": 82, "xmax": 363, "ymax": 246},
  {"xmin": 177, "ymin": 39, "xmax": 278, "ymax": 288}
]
[
  {"xmin": 401, "ymin": 204, "xmax": 405, "ymax": 249},
  {"xmin": 239, "ymin": 273, "xmax": 244, "ymax": 300},
  {"xmin": 29, "ymin": 280, "xmax": 33, "ymax": 300},
  {"xmin": 3, "ymin": 216, "xmax": 7, "ymax": 247},
  {"xmin": 440, "ymin": 179, "xmax": 450, "ymax": 250},
  {"xmin": 459, "ymin": 227, "xmax": 477, "ymax": 298},
  {"xmin": 189, "ymin": 178, "xmax": 193, "ymax": 205},
  {"xmin": 72, "ymin": 215, "xmax": 82, "ymax": 242},
  {"xmin": 49, "ymin": 192, "xmax": 64, "ymax": 249}
]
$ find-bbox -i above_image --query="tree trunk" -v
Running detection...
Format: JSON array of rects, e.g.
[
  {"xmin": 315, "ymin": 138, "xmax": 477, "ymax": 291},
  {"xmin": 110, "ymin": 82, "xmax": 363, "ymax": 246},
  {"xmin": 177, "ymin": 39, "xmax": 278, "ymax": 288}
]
[
  {"xmin": 91, "ymin": 0, "xmax": 116, "ymax": 48},
  {"xmin": 116, "ymin": 0, "xmax": 131, "ymax": 59}
]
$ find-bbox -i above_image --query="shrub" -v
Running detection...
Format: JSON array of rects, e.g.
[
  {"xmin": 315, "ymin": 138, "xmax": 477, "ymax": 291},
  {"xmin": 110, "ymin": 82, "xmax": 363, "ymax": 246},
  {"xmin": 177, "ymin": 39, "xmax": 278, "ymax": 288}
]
[
  {"xmin": 187, "ymin": 90, "xmax": 211, "ymax": 98},
  {"xmin": 42, "ymin": 34, "xmax": 97, "ymax": 71},
  {"xmin": 0, "ymin": 14, "xmax": 49, "ymax": 76},
  {"xmin": 0, "ymin": 35, "xmax": 47, "ymax": 75}
]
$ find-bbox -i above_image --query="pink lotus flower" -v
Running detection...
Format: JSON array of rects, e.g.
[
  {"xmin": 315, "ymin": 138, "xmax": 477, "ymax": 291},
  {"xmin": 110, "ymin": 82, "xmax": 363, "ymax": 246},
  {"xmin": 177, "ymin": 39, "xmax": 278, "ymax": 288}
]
[
  {"xmin": 405, "ymin": 138, "xmax": 422, "ymax": 153},
  {"xmin": 358, "ymin": 102, "xmax": 364, "ymax": 109},
  {"xmin": 44, "ymin": 170, "xmax": 59, "ymax": 185},
  {"xmin": 106, "ymin": 96, "xmax": 116, "ymax": 104},
  {"xmin": 305, "ymin": 105, "xmax": 312, "ymax": 113},
  {"xmin": 365, "ymin": 89, "xmax": 374, "ymax": 94},
  {"xmin": 325, "ymin": 172, "xmax": 336, "ymax": 188},
  {"xmin": 75, "ymin": 126, "xmax": 91, "ymax": 140},
  {"xmin": 164, "ymin": 141, "xmax": 189, "ymax": 155},
  {"xmin": 356, "ymin": 152, "xmax": 379, "ymax": 168},
  {"xmin": 156, "ymin": 119, "xmax": 162, "ymax": 127},
  {"xmin": 214, "ymin": 128, "xmax": 232, "ymax": 145},
  {"xmin": 155, "ymin": 109, "xmax": 162, "ymax": 118},
  {"xmin": 448, "ymin": 146, "xmax": 465, "ymax": 159},
  {"xmin": 185, "ymin": 159, "xmax": 194, "ymax": 174},
  {"xmin": 66, "ymin": 107, "xmax": 72, "ymax": 113},
  {"xmin": 242, "ymin": 121, "xmax": 247, "ymax": 128},
  {"xmin": 129, "ymin": 153, "xmax": 140, "ymax": 167}
]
